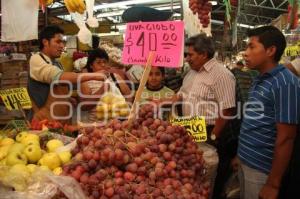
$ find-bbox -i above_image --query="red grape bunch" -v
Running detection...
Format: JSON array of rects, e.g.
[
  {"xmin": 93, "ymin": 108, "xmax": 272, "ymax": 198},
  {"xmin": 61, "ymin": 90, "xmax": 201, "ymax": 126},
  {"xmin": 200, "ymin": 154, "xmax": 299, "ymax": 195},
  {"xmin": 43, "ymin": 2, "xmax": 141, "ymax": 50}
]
[{"xmin": 189, "ymin": 0, "xmax": 212, "ymax": 28}]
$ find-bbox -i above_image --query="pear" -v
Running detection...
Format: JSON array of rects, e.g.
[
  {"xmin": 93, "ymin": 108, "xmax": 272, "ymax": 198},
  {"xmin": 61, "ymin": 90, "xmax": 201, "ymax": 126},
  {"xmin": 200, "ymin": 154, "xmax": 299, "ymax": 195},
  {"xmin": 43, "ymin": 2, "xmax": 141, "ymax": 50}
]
[
  {"xmin": 15, "ymin": 131, "xmax": 28, "ymax": 142},
  {"xmin": 58, "ymin": 151, "xmax": 72, "ymax": 164},
  {"xmin": 24, "ymin": 145, "xmax": 42, "ymax": 163},
  {"xmin": 6, "ymin": 152, "xmax": 27, "ymax": 166},
  {"xmin": 38, "ymin": 153, "xmax": 61, "ymax": 170},
  {"xmin": 46, "ymin": 139, "xmax": 64, "ymax": 152}
]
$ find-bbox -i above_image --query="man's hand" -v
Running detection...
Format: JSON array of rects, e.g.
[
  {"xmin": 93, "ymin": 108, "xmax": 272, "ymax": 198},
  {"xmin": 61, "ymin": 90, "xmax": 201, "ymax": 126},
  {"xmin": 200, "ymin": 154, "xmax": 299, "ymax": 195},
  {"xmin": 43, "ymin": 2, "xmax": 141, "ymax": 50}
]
[{"xmin": 259, "ymin": 184, "xmax": 279, "ymax": 199}]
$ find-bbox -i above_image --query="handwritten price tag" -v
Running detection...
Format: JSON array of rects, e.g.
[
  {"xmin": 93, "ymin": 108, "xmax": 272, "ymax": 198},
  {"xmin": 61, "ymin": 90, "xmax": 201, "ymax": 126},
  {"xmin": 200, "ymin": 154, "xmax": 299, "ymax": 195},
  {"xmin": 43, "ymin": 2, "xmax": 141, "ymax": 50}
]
[
  {"xmin": 122, "ymin": 21, "xmax": 184, "ymax": 68},
  {"xmin": 170, "ymin": 116, "xmax": 207, "ymax": 142},
  {"xmin": 0, "ymin": 87, "xmax": 32, "ymax": 110}
]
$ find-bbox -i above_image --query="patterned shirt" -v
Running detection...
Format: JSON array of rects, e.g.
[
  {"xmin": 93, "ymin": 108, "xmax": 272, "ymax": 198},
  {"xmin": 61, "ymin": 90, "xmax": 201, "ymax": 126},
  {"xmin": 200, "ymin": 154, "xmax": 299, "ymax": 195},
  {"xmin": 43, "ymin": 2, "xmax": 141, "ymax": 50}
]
[
  {"xmin": 178, "ymin": 58, "xmax": 236, "ymax": 125},
  {"xmin": 238, "ymin": 65, "xmax": 300, "ymax": 174}
]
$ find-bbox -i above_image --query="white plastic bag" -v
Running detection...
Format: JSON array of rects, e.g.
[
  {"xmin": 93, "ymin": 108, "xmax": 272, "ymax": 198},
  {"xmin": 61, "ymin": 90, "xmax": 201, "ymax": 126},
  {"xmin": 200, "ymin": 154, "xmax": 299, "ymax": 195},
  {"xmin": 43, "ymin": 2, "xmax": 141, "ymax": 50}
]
[
  {"xmin": 72, "ymin": 12, "xmax": 92, "ymax": 46},
  {"xmin": 86, "ymin": 0, "xmax": 99, "ymax": 28},
  {"xmin": 1, "ymin": 0, "xmax": 39, "ymax": 42}
]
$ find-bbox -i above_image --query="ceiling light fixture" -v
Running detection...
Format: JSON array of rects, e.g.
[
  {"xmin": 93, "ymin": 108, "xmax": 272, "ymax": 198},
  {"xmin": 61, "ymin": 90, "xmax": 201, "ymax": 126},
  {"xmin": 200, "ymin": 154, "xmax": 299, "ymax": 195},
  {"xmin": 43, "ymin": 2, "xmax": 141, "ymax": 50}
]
[
  {"xmin": 210, "ymin": 1, "xmax": 218, "ymax": 6},
  {"xmin": 94, "ymin": 0, "xmax": 179, "ymax": 10}
]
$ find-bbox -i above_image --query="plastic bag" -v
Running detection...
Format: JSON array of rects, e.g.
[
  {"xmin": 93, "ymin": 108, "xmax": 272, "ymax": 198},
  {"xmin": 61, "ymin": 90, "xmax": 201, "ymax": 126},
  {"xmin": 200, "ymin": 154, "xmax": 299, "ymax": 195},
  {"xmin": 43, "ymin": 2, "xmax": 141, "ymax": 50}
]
[
  {"xmin": 85, "ymin": 0, "xmax": 99, "ymax": 28},
  {"xmin": 72, "ymin": 13, "xmax": 92, "ymax": 46},
  {"xmin": 1, "ymin": 0, "xmax": 39, "ymax": 42},
  {"xmin": 0, "ymin": 166, "xmax": 86, "ymax": 199}
]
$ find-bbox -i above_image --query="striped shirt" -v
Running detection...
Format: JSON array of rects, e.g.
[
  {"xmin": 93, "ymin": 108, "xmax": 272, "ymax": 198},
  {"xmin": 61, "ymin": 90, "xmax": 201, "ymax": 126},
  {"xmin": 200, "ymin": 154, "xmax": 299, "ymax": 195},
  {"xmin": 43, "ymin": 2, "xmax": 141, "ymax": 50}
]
[
  {"xmin": 178, "ymin": 58, "xmax": 236, "ymax": 125},
  {"xmin": 238, "ymin": 65, "xmax": 300, "ymax": 174}
]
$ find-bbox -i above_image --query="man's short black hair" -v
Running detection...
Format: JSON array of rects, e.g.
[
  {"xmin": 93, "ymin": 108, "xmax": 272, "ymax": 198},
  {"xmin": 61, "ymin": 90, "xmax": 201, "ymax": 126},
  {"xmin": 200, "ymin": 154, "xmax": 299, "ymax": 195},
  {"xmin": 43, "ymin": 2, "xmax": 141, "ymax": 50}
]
[
  {"xmin": 185, "ymin": 33, "xmax": 215, "ymax": 59},
  {"xmin": 86, "ymin": 48, "xmax": 109, "ymax": 72},
  {"xmin": 39, "ymin": 25, "xmax": 64, "ymax": 50},
  {"xmin": 247, "ymin": 26, "xmax": 286, "ymax": 62}
]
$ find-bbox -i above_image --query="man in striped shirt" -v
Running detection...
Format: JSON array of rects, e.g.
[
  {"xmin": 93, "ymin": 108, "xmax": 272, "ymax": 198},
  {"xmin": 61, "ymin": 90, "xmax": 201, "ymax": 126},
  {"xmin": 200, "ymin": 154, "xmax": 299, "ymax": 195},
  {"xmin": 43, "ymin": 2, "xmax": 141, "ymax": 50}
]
[
  {"xmin": 238, "ymin": 26, "xmax": 300, "ymax": 199},
  {"xmin": 180, "ymin": 34, "xmax": 236, "ymax": 199}
]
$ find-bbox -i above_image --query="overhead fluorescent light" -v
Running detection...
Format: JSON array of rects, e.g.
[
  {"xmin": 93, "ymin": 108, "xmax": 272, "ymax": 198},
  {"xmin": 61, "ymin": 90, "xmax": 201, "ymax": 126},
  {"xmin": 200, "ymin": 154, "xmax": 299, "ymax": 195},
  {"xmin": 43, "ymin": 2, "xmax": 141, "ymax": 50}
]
[
  {"xmin": 210, "ymin": 1, "xmax": 218, "ymax": 6},
  {"xmin": 97, "ymin": 5, "xmax": 181, "ymax": 18},
  {"xmin": 98, "ymin": 32, "xmax": 121, "ymax": 37},
  {"xmin": 94, "ymin": 0, "xmax": 177, "ymax": 10},
  {"xmin": 211, "ymin": 19, "xmax": 254, "ymax": 29}
]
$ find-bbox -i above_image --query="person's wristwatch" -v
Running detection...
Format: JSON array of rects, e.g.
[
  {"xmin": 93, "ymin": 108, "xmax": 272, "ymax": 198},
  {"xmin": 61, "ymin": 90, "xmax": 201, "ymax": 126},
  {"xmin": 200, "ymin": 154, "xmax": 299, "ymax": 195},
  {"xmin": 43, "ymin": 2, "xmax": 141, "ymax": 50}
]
[{"xmin": 210, "ymin": 133, "xmax": 217, "ymax": 141}]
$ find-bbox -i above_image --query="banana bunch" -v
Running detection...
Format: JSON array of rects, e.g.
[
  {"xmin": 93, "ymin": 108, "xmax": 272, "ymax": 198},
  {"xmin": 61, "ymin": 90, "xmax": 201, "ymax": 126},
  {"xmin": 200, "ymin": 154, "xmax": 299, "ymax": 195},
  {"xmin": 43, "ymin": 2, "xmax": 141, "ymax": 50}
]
[{"xmin": 64, "ymin": 0, "xmax": 86, "ymax": 14}]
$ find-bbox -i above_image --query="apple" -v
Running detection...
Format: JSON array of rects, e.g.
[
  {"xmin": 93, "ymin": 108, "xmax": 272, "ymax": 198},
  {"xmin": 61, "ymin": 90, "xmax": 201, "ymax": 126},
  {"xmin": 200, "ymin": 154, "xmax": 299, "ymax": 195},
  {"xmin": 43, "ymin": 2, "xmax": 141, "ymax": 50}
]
[
  {"xmin": 58, "ymin": 151, "xmax": 72, "ymax": 164},
  {"xmin": 46, "ymin": 139, "xmax": 64, "ymax": 152},
  {"xmin": 53, "ymin": 167, "xmax": 62, "ymax": 175},
  {"xmin": 24, "ymin": 145, "xmax": 42, "ymax": 163},
  {"xmin": 0, "ymin": 138, "xmax": 15, "ymax": 147},
  {"xmin": 8, "ymin": 143, "xmax": 25, "ymax": 154},
  {"xmin": 0, "ymin": 145, "xmax": 11, "ymax": 160},
  {"xmin": 38, "ymin": 152, "xmax": 61, "ymax": 170},
  {"xmin": 16, "ymin": 131, "xmax": 28, "ymax": 142},
  {"xmin": 21, "ymin": 134, "xmax": 40, "ymax": 146},
  {"xmin": 6, "ymin": 152, "xmax": 27, "ymax": 166},
  {"xmin": 24, "ymin": 139, "xmax": 40, "ymax": 147},
  {"xmin": 27, "ymin": 164, "xmax": 38, "ymax": 173}
]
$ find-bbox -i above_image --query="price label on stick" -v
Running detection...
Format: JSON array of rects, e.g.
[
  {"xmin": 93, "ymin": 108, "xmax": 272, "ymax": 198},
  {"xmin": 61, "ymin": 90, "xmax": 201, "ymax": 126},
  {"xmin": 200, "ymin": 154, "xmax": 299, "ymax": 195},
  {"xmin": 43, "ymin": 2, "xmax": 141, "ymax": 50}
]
[
  {"xmin": 122, "ymin": 21, "xmax": 184, "ymax": 68},
  {"xmin": 0, "ymin": 87, "xmax": 32, "ymax": 110},
  {"xmin": 170, "ymin": 116, "xmax": 207, "ymax": 142}
]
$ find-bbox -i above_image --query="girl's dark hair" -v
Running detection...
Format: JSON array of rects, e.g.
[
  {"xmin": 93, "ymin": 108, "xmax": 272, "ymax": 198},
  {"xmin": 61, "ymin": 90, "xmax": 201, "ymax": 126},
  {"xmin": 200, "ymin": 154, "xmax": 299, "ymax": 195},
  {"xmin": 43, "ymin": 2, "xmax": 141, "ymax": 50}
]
[{"xmin": 85, "ymin": 48, "xmax": 109, "ymax": 72}]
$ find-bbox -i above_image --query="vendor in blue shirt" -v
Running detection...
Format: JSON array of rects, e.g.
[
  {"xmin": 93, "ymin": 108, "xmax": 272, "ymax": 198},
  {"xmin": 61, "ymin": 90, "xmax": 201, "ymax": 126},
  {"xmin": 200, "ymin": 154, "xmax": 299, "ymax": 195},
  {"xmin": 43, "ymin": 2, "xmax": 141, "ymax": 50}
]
[{"xmin": 238, "ymin": 26, "xmax": 300, "ymax": 199}]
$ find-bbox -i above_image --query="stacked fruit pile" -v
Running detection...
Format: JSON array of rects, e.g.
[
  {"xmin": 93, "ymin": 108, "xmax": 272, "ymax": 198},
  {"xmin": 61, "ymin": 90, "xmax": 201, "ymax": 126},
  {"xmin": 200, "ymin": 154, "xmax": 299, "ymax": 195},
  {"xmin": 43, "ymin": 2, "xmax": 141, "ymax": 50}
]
[
  {"xmin": 189, "ymin": 0, "xmax": 212, "ymax": 28},
  {"xmin": 96, "ymin": 92, "xmax": 130, "ymax": 120},
  {"xmin": 0, "ymin": 132, "xmax": 72, "ymax": 190},
  {"xmin": 62, "ymin": 105, "xmax": 210, "ymax": 198}
]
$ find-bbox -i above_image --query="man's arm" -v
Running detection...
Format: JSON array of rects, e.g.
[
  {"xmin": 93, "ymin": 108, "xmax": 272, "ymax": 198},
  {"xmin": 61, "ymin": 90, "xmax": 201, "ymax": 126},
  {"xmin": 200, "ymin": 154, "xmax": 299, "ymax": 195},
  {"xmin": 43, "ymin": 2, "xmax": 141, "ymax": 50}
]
[
  {"xmin": 59, "ymin": 72, "xmax": 107, "ymax": 84},
  {"xmin": 211, "ymin": 107, "xmax": 235, "ymax": 138},
  {"xmin": 259, "ymin": 123, "xmax": 297, "ymax": 199}
]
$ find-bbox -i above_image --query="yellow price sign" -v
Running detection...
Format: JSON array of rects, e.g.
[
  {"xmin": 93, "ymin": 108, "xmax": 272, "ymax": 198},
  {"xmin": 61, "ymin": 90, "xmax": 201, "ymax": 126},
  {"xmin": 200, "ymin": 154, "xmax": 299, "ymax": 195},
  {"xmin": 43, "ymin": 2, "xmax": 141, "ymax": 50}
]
[
  {"xmin": 170, "ymin": 116, "xmax": 207, "ymax": 142},
  {"xmin": 0, "ymin": 87, "xmax": 32, "ymax": 110}
]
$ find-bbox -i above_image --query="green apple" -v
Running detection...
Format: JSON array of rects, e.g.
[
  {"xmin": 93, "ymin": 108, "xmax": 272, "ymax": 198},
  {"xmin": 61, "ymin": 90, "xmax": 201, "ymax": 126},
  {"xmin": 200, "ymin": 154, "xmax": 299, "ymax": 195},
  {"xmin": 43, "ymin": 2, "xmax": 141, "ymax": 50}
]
[
  {"xmin": 53, "ymin": 167, "xmax": 62, "ymax": 175},
  {"xmin": 21, "ymin": 134, "xmax": 39, "ymax": 145},
  {"xmin": 6, "ymin": 152, "xmax": 27, "ymax": 166},
  {"xmin": 38, "ymin": 153, "xmax": 61, "ymax": 170},
  {"xmin": 58, "ymin": 151, "xmax": 72, "ymax": 164},
  {"xmin": 46, "ymin": 139, "xmax": 64, "ymax": 152},
  {"xmin": 0, "ymin": 145, "xmax": 11, "ymax": 160},
  {"xmin": 8, "ymin": 143, "xmax": 25, "ymax": 154},
  {"xmin": 27, "ymin": 164, "xmax": 38, "ymax": 173},
  {"xmin": 0, "ymin": 138, "xmax": 15, "ymax": 147},
  {"xmin": 24, "ymin": 145, "xmax": 42, "ymax": 163},
  {"xmin": 16, "ymin": 131, "xmax": 28, "ymax": 142}
]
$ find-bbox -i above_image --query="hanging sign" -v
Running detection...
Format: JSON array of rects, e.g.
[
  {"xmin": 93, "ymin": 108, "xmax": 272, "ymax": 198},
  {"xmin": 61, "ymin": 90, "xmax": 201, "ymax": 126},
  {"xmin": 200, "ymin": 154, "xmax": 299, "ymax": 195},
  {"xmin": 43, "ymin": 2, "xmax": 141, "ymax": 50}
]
[
  {"xmin": 0, "ymin": 87, "xmax": 32, "ymax": 110},
  {"xmin": 122, "ymin": 21, "xmax": 184, "ymax": 68},
  {"xmin": 170, "ymin": 116, "xmax": 207, "ymax": 142}
]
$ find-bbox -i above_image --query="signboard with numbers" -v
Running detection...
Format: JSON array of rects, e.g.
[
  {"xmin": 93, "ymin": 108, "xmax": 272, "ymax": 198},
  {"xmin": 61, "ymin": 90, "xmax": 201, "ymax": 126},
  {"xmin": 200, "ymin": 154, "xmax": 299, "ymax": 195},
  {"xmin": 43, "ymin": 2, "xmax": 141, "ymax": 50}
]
[
  {"xmin": 170, "ymin": 116, "xmax": 207, "ymax": 142},
  {"xmin": 122, "ymin": 21, "xmax": 184, "ymax": 68},
  {"xmin": 0, "ymin": 87, "xmax": 32, "ymax": 110}
]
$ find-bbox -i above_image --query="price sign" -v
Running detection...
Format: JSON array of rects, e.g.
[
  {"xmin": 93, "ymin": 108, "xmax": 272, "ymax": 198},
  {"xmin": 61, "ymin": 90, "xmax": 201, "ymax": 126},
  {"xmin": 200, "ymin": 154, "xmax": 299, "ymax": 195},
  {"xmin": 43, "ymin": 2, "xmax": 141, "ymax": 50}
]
[
  {"xmin": 170, "ymin": 116, "xmax": 207, "ymax": 142},
  {"xmin": 0, "ymin": 87, "xmax": 32, "ymax": 110},
  {"xmin": 122, "ymin": 21, "xmax": 184, "ymax": 68}
]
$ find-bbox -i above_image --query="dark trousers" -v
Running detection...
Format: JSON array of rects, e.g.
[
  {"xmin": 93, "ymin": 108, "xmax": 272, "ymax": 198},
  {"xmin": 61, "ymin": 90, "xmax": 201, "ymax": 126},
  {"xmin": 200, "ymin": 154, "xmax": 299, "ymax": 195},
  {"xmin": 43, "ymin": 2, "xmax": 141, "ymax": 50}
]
[
  {"xmin": 278, "ymin": 131, "xmax": 300, "ymax": 199},
  {"xmin": 206, "ymin": 125, "xmax": 237, "ymax": 199}
]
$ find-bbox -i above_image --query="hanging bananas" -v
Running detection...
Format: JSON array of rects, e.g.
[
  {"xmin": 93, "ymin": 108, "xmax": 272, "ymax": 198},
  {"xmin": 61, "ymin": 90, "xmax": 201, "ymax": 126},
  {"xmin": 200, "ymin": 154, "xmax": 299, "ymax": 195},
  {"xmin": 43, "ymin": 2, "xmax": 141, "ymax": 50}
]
[{"xmin": 64, "ymin": 0, "xmax": 86, "ymax": 14}]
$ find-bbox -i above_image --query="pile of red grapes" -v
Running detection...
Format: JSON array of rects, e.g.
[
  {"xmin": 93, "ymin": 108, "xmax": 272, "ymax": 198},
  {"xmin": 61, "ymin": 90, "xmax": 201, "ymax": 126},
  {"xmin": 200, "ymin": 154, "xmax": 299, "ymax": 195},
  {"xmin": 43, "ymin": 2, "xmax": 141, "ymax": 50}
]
[
  {"xmin": 189, "ymin": 0, "xmax": 212, "ymax": 28},
  {"xmin": 62, "ymin": 105, "xmax": 210, "ymax": 199}
]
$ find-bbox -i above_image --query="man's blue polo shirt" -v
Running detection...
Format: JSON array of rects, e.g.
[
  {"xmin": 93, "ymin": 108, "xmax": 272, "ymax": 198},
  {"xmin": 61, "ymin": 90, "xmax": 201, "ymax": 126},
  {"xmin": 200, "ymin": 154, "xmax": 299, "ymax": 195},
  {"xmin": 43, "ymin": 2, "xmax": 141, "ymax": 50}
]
[{"xmin": 238, "ymin": 65, "xmax": 300, "ymax": 174}]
